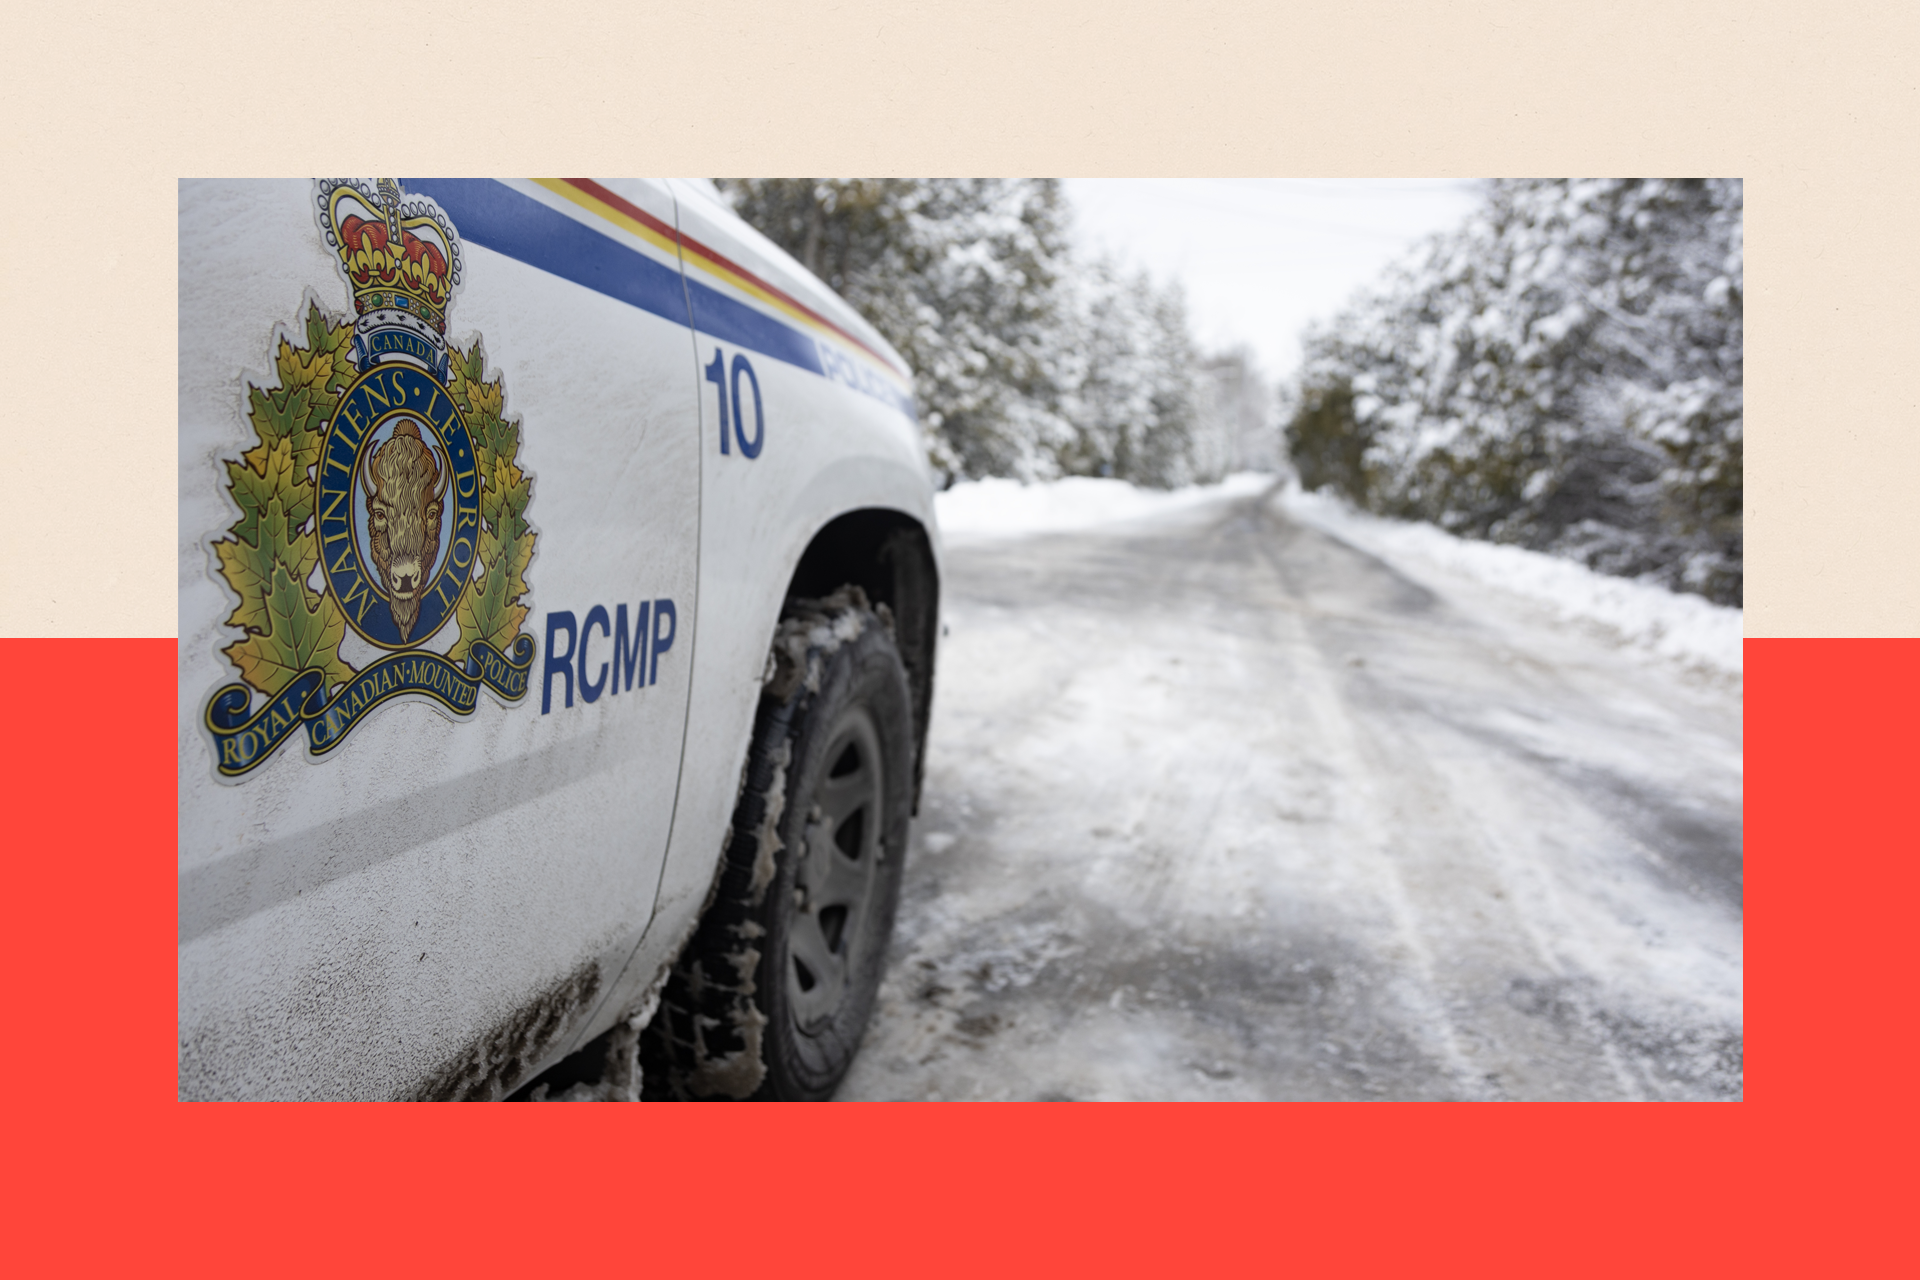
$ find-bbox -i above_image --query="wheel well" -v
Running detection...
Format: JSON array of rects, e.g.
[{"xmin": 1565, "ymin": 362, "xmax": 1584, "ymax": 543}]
[{"xmin": 786, "ymin": 509, "xmax": 939, "ymax": 812}]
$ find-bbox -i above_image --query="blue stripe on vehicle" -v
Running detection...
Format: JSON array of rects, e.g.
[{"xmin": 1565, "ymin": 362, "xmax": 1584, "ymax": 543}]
[
  {"xmin": 682, "ymin": 275, "xmax": 823, "ymax": 376},
  {"xmin": 684, "ymin": 279, "xmax": 916, "ymax": 419},
  {"xmin": 405, "ymin": 179, "xmax": 914, "ymax": 421}
]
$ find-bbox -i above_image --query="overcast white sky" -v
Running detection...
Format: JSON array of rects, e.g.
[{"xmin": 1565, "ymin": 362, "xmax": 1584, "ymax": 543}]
[{"xmin": 1060, "ymin": 179, "xmax": 1484, "ymax": 385}]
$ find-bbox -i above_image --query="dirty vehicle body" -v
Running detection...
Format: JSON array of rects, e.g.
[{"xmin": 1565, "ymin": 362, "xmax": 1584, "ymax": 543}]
[{"xmin": 178, "ymin": 179, "xmax": 940, "ymax": 1100}]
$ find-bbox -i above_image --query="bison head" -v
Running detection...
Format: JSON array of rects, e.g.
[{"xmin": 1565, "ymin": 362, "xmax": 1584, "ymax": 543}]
[{"xmin": 360, "ymin": 419, "xmax": 447, "ymax": 643}]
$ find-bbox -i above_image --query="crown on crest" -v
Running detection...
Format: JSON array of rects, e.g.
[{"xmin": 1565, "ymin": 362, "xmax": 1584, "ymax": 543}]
[{"xmin": 316, "ymin": 179, "xmax": 463, "ymax": 379}]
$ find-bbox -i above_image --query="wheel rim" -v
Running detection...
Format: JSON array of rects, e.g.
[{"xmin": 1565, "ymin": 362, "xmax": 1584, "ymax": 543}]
[{"xmin": 786, "ymin": 704, "xmax": 884, "ymax": 1034}]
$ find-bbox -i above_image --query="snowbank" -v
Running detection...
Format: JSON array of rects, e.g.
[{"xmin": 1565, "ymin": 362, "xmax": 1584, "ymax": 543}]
[
  {"xmin": 933, "ymin": 470, "xmax": 1742, "ymax": 678},
  {"xmin": 1279, "ymin": 484, "xmax": 1743, "ymax": 677},
  {"xmin": 935, "ymin": 472, "xmax": 1273, "ymax": 542}
]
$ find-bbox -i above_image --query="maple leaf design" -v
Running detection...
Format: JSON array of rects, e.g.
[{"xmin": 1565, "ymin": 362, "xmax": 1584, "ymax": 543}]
[
  {"xmin": 215, "ymin": 308, "xmax": 359, "ymax": 698},
  {"xmin": 225, "ymin": 438, "xmax": 313, "ymax": 547},
  {"xmin": 447, "ymin": 338, "xmax": 537, "ymax": 669},
  {"xmin": 450, "ymin": 541, "xmax": 530, "ymax": 665},
  {"xmin": 222, "ymin": 560, "xmax": 356, "ymax": 696},
  {"xmin": 499, "ymin": 520, "xmax": 535, "ymax": 605},
  {"xmin": 213, "ymin": 494, "xmax": 315, "ymax": 635},
  {"xmin": 483, "ymin": 453, "xmax": 532, "ymax": 549}
]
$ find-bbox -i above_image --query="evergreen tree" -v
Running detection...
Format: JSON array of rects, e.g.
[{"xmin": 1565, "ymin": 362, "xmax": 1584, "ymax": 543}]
[
  {"xmin": 1199, "ymin": 345, "xmax": 1280, "ymax": 474},
  {"xmin": 1285, "ymin": 179, "xmax": 1743, "ymax": 604},
  {"xmin": 717, "ymin": 179, "xmax": 1221, "ymax": 489},
  {"xmin": 1057, "ymin": 257, "xmax": 1211, "ymax": 487},
  {"xmin": 720, "ymin": 179, "xmax": 1075, "ymax": 483}
]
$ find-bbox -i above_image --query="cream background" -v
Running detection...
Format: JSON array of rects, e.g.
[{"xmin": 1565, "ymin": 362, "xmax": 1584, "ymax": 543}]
[{"xmin": 1, "ymin": 0, "xmax": 1912, "ymax": 637}]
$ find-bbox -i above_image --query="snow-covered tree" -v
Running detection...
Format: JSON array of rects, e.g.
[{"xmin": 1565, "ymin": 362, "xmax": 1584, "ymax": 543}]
[
  {"xmin": 1286, "ymin": 179, "xmax": 1743, "ymax": 604},
  {"xmin": 1053, "ymin": 256, "xmax": 1212, "ymax": 488},
  {"xmin": 718, "ymin": 179, "xmax": 1220, "ymax": 489},
  {"xmin": 1198, "ymin": 345, "xmax": 1280, "ymax": 474},
  {"xmin": 720, "ymin": 179, "xmax": 1072, "ymax": 482}
]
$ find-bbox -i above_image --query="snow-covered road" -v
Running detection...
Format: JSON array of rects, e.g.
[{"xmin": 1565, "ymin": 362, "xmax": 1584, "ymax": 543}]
[{"xmin": 838, "ymin": 479, "xmax": 1743, "ymax": 1100}]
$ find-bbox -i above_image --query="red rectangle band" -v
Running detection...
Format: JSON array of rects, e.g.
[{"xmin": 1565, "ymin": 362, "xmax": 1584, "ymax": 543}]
[{"xmin": 2, "ymin": 637, "xmax": 1906, "ymax": 1275}]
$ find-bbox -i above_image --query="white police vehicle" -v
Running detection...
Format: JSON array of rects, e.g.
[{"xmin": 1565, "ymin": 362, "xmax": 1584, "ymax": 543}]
[{"xmin": 179, "ymin": 179, "xmax": 940, "ymax": 1100}]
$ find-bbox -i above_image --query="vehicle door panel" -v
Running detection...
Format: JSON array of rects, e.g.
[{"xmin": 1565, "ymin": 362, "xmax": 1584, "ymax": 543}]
[{"xmin": 177, "ymin": 178, "xmax": 701, "ymax": 1099}]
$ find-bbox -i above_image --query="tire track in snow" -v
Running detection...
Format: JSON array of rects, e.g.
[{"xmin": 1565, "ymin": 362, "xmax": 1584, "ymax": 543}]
[
  {"xmin": 838, "ymin": 483, "xmax": 1741, "ymax": 1100},
  {"xmin": 1240, "ymin": 499, "xmax": 1497, "ymax": 1100}
]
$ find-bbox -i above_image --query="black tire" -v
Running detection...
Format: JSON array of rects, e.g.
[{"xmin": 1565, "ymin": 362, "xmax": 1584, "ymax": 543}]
[{"xmin": 641, "ymin": 588, "xmax": 913, "ymax": 1100}]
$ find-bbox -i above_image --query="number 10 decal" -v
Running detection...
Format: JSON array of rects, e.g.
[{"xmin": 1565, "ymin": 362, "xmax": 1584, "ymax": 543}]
[{"xmin": 705, "ymin": 346, "xmax": 764, "ymax": 459}]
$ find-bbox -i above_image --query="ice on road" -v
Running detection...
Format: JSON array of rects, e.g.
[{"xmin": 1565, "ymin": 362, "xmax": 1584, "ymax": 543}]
[{"xmin": 839, "ymin": 477, "xmax": 1743, "ymax": 1100}]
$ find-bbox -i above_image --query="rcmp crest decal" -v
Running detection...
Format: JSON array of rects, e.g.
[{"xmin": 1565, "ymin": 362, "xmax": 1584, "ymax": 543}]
[{"xmin": 204, "ymin": 179, "xmax": 538, "ymax": 779}]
